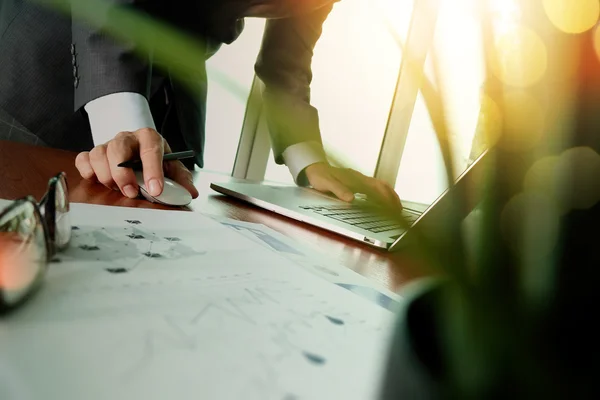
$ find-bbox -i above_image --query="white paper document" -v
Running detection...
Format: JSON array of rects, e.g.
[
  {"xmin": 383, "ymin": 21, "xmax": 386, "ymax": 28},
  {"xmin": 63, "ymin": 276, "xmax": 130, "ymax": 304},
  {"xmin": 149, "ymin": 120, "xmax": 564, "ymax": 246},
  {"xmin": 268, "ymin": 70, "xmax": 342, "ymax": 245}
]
[
  {"xmin": 0, "ymin": 202, "xmax": 398, "ymax": 400},
  {"xmin": 211, "ymin": 216, "xmax": 402, "ymax": 310}
]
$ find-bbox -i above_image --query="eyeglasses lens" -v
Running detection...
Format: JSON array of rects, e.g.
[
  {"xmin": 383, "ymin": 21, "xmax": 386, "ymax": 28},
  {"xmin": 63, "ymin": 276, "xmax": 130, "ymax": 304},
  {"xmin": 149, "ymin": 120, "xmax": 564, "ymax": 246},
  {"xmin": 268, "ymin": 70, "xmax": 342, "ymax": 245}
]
[{"xmin": 0, "ymin": 202, "xmax": 48, "ymax": 307}]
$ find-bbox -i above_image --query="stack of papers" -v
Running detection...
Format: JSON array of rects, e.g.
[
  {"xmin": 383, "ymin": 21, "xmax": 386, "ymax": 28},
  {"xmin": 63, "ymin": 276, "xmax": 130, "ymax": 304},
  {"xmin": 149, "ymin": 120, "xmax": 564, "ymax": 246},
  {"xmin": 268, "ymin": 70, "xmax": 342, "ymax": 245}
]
[{"xmin": 0, "ymin": 201, "xmax": 401, "ymax": 400}]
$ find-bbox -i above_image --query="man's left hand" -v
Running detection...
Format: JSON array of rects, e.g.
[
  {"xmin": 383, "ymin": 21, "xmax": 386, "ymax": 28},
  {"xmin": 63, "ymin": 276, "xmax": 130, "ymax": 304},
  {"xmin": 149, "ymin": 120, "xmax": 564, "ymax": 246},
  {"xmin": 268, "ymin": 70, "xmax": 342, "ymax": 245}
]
[{"xmin": 303, "ymin": 162, "xmax": 402, "ymax": 209}]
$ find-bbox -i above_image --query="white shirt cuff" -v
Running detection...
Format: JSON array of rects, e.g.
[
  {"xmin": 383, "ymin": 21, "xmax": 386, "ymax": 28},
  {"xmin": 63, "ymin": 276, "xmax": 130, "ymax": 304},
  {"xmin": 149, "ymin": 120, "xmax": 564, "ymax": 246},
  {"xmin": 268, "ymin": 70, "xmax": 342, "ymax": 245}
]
[
  {"xmin": 282, "ymin": 141, "xmax": 328, "ymax": 186},
  {"xmin": 84, "ymin": 92, "xmax": 156, "ymax": 145}
]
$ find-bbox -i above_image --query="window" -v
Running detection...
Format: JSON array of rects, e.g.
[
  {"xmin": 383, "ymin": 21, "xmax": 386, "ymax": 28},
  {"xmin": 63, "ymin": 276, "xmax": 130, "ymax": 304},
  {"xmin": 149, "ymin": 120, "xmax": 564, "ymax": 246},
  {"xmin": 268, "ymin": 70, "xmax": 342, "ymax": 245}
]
[
  {"xmin": 202, "ymin": 19, "xmax": 266, "ymax": 174},
  {"xmin": 395, "ymin": 0, "xmax": 486, "ymax": 204},
  {"xmin": 264, "ymin": 0, "xmax": 415, "ymax": 184}
]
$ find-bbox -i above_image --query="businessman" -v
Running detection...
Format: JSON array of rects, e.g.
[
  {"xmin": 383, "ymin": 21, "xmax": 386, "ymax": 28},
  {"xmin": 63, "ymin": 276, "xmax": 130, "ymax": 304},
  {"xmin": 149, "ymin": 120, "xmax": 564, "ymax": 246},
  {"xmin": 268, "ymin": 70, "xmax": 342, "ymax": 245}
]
[{"xmin": 0, "ymin": 0, "xmax": 400, "ymax": 206}]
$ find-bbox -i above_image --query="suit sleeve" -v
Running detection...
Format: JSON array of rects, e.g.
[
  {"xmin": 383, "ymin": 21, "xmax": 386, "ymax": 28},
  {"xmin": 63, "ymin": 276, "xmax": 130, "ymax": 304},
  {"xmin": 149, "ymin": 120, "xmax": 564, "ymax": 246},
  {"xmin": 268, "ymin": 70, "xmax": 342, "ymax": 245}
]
[
  {"xmin": 254, "ymin": 3, "xmax": 335, "ymax": 165},
  {"xmin": 71, "ymin": 0, "xmax": 154, "ymax": 112}
]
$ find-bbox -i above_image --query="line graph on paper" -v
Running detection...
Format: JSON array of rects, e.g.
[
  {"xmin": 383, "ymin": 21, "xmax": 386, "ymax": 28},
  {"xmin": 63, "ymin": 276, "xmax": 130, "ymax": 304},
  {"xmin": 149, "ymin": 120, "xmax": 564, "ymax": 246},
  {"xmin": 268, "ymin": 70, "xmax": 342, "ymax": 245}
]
[
  {"xmin": 116, "ymin": 280, "xmax": 356, "ymax": 372},
  {"xmin": 111, "ymin": 277, "xmax": 388, "ymax": 400},
  {"xmin": 0, "ymin": 207, "xmax": 395, "ymax": 400},
  {"xmin": 20, "ymin": 270, "xmax": 393, "ymax": 400}
]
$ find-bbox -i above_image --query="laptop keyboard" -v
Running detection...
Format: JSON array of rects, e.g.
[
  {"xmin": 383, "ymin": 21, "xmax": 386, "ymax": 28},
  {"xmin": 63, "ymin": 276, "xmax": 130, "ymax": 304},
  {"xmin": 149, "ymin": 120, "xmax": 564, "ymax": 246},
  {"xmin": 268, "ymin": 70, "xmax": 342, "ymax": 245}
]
[{"xmin": 299, "ymin": 205, "xmax": 420, "ymax": 233}]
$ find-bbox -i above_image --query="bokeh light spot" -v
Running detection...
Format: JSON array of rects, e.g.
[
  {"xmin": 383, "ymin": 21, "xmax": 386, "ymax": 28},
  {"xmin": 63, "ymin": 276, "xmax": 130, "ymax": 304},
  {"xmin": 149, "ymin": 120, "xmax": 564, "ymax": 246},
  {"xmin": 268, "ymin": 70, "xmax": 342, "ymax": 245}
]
[
  {"xmin": 593, "ymin": 24, "xmax": 600, "ymax": 62},
  {"xmin": 524, "ymin": 147, "xmax": 600, "ymax": 213},
  {"xmin": 555, "ymin": 147, "xmax": 600, "ymax": 210},
  {"xmin": 501, "ymin": 192, "xmax": 560, "ymax": 259},
  {"xmin": 490, "ymin": 26, "xmax": 548, "ymax": 87},
  {"xmin": 543, "ymin": 0, "xmax": 599, "ymax": 34},
  {"xmin": 524, "ymin": 155, "xmax": 561, "ymax": 198}
]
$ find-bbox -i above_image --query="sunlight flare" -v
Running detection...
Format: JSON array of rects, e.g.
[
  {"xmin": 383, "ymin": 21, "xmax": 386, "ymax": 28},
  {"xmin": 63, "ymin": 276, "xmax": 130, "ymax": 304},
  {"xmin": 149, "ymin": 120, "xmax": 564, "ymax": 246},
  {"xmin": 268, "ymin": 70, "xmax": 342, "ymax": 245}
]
[{"xmin": 543, "ymin": 0, "xmax": 599, "ymax": 34}]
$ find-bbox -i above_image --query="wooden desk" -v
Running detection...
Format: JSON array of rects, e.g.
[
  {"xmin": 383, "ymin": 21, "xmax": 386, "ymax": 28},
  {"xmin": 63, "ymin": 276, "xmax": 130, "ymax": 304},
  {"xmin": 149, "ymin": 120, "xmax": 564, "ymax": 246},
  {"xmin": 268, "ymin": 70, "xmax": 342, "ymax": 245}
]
[{"xmin": 0, "ymin": 140, "xmax": 430, "ymax": 292}]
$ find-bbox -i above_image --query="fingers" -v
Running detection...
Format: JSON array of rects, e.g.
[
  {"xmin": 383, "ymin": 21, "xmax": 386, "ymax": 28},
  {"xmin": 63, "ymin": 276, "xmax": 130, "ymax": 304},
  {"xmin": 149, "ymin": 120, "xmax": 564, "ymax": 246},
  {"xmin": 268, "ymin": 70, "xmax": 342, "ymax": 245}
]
[
  {"xmin": 332, "ymin": 168, "xmax": 402, "ymax": 209},
  {"xmin": 76, "ymin": 127, "xmax": 197, "ymax": 201},
  {"xmin": 324, "ymin": 178, "xmax": 355, "ymax": 202},
  {"xmin": 135, "ymin": 128, "xmax": 165, "ymax": 197},
  {"xmin": 106, "ymin": 132, "xmax": 139, "ymax": 198},
  {"xmin": 88, "ymin": 144, "xmax": 116, "ymax": 191},
  {"xmin": 373, "ymin": 179, "xmax": 402, "ymax": 208},
  {"xmin": 164, "ymin": 160, "xmax": 199, "ymax": 198},
  {"xmin": 304, "ymin": 162, "xmax": 354, "ymax": 202},
  {"xmin": 310, "ymin": 168, "xmax": 354, "ymax": 202},
  {"xmin": 75, "ymin": 152, "xmax": 94, "ymax": 180},
  {"xmin": 362, "ymin": 175, "xmax": 401, "ymax": 207}
]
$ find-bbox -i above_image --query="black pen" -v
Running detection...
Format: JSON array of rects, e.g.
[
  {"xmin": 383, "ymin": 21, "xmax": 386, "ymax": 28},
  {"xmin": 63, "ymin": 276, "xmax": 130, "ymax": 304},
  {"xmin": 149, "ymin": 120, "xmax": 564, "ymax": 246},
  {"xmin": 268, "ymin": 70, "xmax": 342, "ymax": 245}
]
[{"xmin": 118, "ymin": 150, "xmax": 196, "ymax": 169}]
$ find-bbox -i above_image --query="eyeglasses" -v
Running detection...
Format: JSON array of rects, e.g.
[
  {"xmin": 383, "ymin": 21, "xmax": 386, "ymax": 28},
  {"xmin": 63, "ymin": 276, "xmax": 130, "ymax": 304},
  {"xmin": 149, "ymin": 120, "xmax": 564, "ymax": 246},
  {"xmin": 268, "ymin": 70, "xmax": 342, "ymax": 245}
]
[{"xmin": 0, "ymin": 172, "xmax": 71, "ymax": 313}]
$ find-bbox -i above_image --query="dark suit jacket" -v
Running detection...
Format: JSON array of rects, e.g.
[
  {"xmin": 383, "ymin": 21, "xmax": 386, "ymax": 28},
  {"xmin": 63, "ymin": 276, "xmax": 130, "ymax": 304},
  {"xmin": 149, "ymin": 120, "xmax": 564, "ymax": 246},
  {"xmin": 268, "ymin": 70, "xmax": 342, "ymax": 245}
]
[{"xmin": 0, "ymin": 0, "xmax": 335, "ymax": 167}]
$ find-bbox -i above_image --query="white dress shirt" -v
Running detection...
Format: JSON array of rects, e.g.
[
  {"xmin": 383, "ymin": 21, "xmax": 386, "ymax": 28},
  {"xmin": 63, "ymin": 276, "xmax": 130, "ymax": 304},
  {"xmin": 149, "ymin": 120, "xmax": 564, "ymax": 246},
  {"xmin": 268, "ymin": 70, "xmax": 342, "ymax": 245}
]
[{"xmin": 85, "ymin": 92, "xmax": 326, "ymax": 185}]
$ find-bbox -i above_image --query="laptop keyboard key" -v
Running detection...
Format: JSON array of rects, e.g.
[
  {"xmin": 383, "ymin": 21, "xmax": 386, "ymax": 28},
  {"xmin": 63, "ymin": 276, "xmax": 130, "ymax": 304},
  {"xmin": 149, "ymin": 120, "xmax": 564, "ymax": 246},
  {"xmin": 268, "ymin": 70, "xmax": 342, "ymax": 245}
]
[
  {"xmin": 371, "ymin": 225, "xmax": 403, "ymax": 233},
  {"xmin": 304, "ymin": 203, "xmax": 421, "ymax": 234}
]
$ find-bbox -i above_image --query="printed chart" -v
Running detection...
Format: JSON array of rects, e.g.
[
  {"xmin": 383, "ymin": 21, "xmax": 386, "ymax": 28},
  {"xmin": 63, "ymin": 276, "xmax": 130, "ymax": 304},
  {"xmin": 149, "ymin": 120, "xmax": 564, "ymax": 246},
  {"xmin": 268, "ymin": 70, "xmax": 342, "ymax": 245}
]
[{"xmin": 0, "ymin": 204, "xmax": 398, "ymax": 400}]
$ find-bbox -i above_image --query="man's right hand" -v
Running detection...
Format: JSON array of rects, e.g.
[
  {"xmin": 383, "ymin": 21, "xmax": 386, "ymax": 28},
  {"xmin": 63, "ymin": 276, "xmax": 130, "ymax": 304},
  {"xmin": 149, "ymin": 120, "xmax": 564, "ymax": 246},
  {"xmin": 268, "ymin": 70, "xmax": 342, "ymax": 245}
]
[{"xmin": 75, "ymin": 128, "xmax": 199, "ymax": 199}]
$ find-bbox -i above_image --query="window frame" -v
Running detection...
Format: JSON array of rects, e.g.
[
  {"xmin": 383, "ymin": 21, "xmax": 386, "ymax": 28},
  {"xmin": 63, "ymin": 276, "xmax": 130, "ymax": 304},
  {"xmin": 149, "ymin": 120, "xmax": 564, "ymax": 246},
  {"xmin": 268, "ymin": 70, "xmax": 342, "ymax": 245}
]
[
  {"xmin": 231, "ymin": 0, "xmax": 442, "ymax": 185},
  {"xmin": 374, "ymin": 0, "xmax": 441, "ymax": 186},
  {"xmin": 231, "ymin": 77, "xmax": 271, "ymax": 181}
]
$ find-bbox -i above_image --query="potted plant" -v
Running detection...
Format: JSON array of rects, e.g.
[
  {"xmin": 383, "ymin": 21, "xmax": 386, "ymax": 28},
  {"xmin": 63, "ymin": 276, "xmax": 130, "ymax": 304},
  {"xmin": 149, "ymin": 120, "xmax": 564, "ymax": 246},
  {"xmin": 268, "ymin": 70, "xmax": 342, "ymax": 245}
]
[{"xmin": 379, "ymin": 1, "xmax": 600, "ymax": 397}]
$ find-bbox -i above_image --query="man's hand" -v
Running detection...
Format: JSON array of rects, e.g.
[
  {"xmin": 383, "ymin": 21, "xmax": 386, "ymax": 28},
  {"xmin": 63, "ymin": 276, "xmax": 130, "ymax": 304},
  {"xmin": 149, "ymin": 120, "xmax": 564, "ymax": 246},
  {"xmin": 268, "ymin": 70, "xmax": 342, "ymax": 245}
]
[
  {"xmin": 75, "ymin": 128, "xmax": 199, "ymax": 199},
  {"xmin": 304, "ymin": 162, "xmax": 402, "ymax": 209}
]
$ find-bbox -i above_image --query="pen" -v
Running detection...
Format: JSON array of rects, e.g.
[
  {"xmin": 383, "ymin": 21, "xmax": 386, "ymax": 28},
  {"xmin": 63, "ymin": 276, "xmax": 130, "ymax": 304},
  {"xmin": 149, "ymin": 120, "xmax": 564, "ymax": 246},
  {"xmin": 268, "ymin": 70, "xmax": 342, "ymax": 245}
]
[{"xmin": 118, "ymin": 150, "xmax": 196, "ymax": 169}]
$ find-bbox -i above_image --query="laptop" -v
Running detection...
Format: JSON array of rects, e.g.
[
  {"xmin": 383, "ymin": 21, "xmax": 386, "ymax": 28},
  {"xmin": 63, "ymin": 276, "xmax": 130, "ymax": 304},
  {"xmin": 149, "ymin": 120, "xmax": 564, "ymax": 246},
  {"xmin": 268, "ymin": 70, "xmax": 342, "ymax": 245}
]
[
  {"xmin": 210, "ymin": 0, "xmax": 487, "ymax": 251},
  {"xmin": 210, "ymin": 149, "xmax": 488, "ymax": 251}
]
